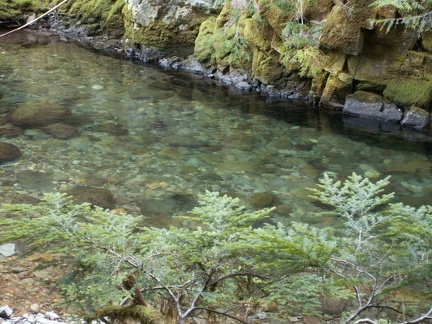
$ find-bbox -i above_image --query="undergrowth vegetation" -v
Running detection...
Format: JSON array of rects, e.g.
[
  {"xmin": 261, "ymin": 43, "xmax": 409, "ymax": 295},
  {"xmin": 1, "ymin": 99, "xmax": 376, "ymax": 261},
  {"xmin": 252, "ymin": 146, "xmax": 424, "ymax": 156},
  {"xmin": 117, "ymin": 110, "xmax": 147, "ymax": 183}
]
[{"xmin": 0, "ymin": 173, "xmax": 431, "ymax": 323}]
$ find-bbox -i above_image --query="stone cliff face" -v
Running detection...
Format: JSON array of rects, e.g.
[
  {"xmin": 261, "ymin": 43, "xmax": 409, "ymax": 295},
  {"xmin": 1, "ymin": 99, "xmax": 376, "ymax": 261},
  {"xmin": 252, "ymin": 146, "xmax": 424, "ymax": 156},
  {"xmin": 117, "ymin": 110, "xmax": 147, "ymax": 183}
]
[{"xmin": 3, "ymin": 0, "xmax": 431, "ymax": 130}]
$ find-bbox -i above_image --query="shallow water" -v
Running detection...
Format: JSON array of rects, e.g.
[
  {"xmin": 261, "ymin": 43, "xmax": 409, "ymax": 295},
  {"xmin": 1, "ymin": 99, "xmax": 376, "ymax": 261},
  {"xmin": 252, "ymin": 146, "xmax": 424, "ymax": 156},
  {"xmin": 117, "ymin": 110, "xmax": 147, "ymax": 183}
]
[{"xmin": 0, "ymin": 31, "xmax": 431, "ymax": 226}]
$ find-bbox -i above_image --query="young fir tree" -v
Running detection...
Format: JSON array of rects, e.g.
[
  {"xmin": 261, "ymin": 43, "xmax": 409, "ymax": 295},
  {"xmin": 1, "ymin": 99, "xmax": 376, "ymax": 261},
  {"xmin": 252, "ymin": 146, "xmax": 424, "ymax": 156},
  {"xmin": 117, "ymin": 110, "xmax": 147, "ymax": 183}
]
[
  {"xmin": 250, "ymin": 173, "xmax": 432, "ymax": 323},
  {"xmin": 0, "ymin": 173, "xmax": 431, "ymax": 323},
  {"xmin": 0, "ymin": 191, "xmax": 274, "ymax": 323}
]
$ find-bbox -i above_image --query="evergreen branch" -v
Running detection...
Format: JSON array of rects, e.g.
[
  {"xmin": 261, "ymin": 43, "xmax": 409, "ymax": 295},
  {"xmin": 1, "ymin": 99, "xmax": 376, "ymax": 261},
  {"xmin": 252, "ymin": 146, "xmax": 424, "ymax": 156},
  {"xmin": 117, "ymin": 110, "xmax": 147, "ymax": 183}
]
[{"xmin": 209, "ymin": 271, "xmax": 271, "ymax": 287}]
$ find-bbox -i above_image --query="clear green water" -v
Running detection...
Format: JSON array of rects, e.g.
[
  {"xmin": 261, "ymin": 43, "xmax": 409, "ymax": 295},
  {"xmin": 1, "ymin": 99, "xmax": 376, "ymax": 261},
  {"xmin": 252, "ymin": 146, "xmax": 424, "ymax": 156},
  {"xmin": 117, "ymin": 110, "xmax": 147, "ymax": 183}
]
[{"xmin": 0, "ymin": 31, "xmax": 431, "ymax": 226}]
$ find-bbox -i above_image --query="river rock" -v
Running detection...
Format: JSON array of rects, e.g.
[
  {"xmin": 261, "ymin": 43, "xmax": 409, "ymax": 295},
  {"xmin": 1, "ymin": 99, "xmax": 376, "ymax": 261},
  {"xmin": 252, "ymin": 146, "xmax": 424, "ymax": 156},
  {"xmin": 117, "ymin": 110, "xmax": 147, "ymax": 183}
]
[
  {"xmin": 343, "ymin": 91, "xmax": 403, "ymax": 122},
  {"xmin": 0, "ymin": 142, "xmax": 21, "ymax": 163},
  {"xmin": 42, "ymin": 123, "xmax": 78, "ymax": 139},
  {"xmin": 0, "ymin": 243, "xmax": 16, "ymax": 258},
  {"xmin": 0, "ymin": 124, "xmax": 24, "ymax": 137},
  {"xmin": 249, "ymin": 192, "xmax": 278, "ymax": 209},
  {"xmin": 0, "ymin": 306, "xmax": 13, "ymax": 319},
  {"xmin": 16, "ymin": 170, "xmax": 55, "ymax": 191},
  {"xmin": 91, "ymin": 121, "xmax": 128, "ymax": 136},
  {"xmin": 164, "ymin": 135, "xmax": 209, "ymax": 148},
  {"xmin": 66, "ymin": 186, "xmax": 116, "ymax": 210},
  {"xmin": 401, "ymin": 106, "xmax": 430, "ymax": 129},
  {"xmin": 8, "ymin": 101, "xmax": 70, "ymax": 128}
]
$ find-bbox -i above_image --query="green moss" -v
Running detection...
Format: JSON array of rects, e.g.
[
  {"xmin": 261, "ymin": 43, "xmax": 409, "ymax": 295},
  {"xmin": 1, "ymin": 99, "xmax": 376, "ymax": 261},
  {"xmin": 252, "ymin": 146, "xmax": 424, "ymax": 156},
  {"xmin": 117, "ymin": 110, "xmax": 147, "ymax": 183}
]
[
  {"xmin": 193, "ymin": 6, "xmax": 252, "ymax": 69},
  {"xmin": 122, "ymin": 6, "xmax": 204, "ymax": 56},
  {"xmin": 92, "ymin": 305, "xmax": 164, "ymax": 323},
  {"xmin": 320, "ymin": 0, "xmax": 375, "ymax": 53},
  {"xmin": 194, "ymin": 16, "xmax": 217, "ymax": 62},
  {"xmin": 0, "ymin": 0, "xmax": 44, "ymax": 21},
  {"xmin": 251, "ymin": 50, "xmax": 283, "ymax": 84},
  {"xmin": 383, "ymin": 78, "xmax": 432, "ymax": 109}
]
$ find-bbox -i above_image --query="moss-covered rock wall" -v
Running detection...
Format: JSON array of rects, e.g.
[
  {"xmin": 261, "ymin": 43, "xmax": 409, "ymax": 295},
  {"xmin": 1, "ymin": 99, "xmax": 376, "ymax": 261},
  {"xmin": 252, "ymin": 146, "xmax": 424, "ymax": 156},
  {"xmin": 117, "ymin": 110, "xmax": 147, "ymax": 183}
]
[{"xmin": 4, "ymin": 0, "xmax": 432, "ymax": 128}]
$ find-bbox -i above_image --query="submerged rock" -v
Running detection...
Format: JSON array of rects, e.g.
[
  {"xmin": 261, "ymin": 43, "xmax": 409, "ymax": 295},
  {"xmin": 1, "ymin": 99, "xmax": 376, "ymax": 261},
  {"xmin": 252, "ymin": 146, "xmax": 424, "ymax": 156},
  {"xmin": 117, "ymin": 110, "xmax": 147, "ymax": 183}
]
[
  {"xmin": 42, "ymin": 123, "xmax": 78, "ymax": 139},
  {"xmin": 0, "ymin": 124, "xmax": 24, "ymax": 138},
  {"xmin": 0, "ymin": 142, "xmax": 21, "ymax": 163},
  {"xmin": 249, "ymin": 192, "xmax": 278, "ymax": 209},
  {"xmin": 8, "ymin": 101, "xmax": 70, "ymax": 128},
  {"xmin": 16, "ymin": 170, "xmax": 55, "ymax": 191},
  {"xmin": 66, "ymin": 186, "xmax": 116, "ymax": 210},
  {"xmin": 138, "ymin": 193, "xmax": 197, "ymax": 217}
]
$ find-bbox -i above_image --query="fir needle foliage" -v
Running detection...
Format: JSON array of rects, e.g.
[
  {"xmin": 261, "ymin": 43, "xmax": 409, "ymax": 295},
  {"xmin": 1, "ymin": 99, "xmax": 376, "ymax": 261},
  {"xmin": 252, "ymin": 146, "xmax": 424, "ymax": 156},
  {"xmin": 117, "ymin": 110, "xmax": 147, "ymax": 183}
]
[
  {"xmin": 370, "ymin": 0, "xmax": 432, "ymax": 33},
  {"xmin": 0, "ymin": 174, "xmax": 431, "ymax": 323}
]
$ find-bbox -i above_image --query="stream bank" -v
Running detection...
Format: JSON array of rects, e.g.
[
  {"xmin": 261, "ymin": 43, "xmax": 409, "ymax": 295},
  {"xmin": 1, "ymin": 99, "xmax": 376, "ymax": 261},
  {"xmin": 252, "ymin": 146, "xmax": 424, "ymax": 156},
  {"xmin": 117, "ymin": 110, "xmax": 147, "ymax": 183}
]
[{"xmin": 1, "ymin": 0, "xmax": 431, "ymax": 133}]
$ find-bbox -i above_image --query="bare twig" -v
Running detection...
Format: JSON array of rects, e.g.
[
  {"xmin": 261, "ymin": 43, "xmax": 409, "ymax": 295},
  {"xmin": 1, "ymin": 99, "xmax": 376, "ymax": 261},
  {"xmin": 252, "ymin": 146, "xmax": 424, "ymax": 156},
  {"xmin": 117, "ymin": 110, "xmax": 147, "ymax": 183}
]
[{"xmin": 0, "ymin": 0, "xmax": 68, "ymax": 38}]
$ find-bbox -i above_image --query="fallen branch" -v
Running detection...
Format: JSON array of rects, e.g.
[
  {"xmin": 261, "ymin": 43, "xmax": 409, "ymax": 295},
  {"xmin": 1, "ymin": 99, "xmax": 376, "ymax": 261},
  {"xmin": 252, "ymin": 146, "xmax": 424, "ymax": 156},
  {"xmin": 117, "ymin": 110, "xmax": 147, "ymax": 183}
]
[{"xmin": 0, "ymin": 0, "xmax": 68, "ymax": 38}]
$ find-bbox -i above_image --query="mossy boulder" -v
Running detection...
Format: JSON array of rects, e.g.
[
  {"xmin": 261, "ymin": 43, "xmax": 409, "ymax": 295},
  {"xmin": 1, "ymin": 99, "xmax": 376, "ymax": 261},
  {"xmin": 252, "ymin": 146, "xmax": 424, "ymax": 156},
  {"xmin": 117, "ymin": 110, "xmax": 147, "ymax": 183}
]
[
  {"xmin": 383, "ymin": 79, "xmax": 432, "ymax": 109},
  {"xmin": 251, "ymin": 50, "xmax": 283, "ymax": 84},
  {"xmin": 241, "ymin": 17, "xmax": 283, "ymax": 83},
  {"xmin": 194, "ymin": 16, "xmax": 217, "ymax": 63},
  {"xmin": 320, "ymin": 74, "xmax": 353, "ymax": 108}
]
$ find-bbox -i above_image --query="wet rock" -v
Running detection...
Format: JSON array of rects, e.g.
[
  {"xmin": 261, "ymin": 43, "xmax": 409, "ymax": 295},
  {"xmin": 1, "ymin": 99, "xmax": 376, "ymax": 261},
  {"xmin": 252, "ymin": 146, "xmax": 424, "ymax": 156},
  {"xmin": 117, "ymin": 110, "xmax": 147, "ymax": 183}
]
[
  {"xmin": 401, "ymin": 106, "xmax": 430, "ymax": 129},
  {"xmin": 0, "ymin": 142, "xmax": 21, "ymax": 163},
  {"xmin": 42, "ymin": 123, "xmax": 78, "ymax": 139},
  {"xmin": 249, "ymin": 192, "xmax": 278, "ymax": 209},
  {"xmin": 16, "ymin": 170, "xmax": 55, "ymax": 191},
  {"xmin": 66, "ymin": 186, "xmax": 116, "ymax": 210},
  {"xmin": 0, "ymin": 124, "xmax": 24, "ymax": 137},
  {"xmin": 274, "ymin": 204, "xmax": 292, "ymax": 216},
  {"xmin": 8, "ymin": 101, "xmax": 70, "ymax": 128},
  {"xmin": 343, "ymin": 91, "xmax": 403, "ymax": 122}
]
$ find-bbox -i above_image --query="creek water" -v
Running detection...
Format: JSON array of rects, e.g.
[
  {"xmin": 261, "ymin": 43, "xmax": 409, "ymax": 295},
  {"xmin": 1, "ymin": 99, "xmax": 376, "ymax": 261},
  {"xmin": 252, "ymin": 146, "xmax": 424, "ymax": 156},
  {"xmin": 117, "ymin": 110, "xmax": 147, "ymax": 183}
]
[{"xmin": 0, "ymin": 31, "xmax": 431, "ymax": 227}]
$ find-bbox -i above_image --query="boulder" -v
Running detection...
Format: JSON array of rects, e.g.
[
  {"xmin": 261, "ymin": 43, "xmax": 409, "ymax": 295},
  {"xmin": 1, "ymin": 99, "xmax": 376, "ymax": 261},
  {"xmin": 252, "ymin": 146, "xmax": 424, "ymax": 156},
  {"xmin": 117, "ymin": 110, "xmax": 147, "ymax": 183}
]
[
  {"xmin": 401, "ymin": 106, "xmax": 430, "ymax": 129},
  {"xmin": 0, "ymin": 142, "xmax": 21, "ymax": 163},
  {"xmin": 66, "ymin": 186, "xmax": 116, "ymax": 210},
  {"xmin": 8, "ymin": 101, "xmax": 70, "ymax": 128},
  {"xmin": 343, "ymin": 91, "xmax": 403, "ymax": 122}
]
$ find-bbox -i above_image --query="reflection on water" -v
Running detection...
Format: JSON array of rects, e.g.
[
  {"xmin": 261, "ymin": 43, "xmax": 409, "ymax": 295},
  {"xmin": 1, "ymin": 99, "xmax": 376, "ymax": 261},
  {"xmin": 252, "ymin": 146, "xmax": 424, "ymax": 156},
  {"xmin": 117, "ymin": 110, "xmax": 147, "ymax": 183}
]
[{"xmin": 0, "ymin": 31, "xmax": 431, "ymax": 227}]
